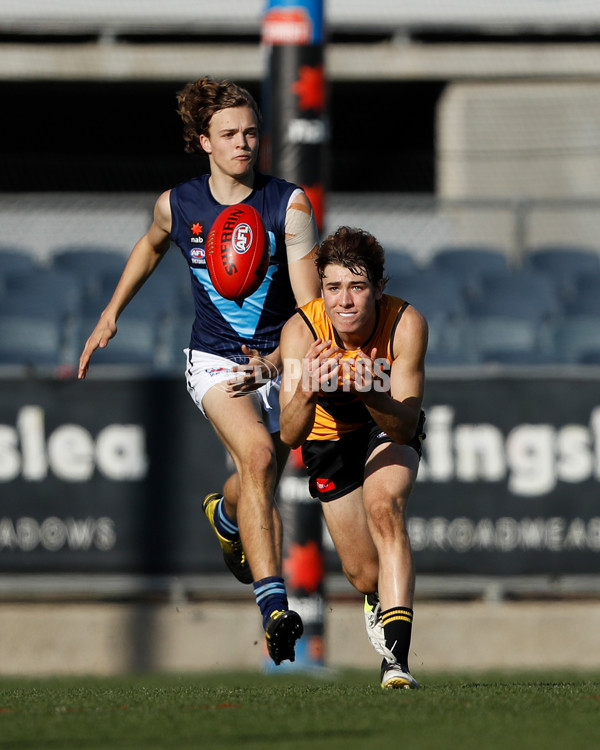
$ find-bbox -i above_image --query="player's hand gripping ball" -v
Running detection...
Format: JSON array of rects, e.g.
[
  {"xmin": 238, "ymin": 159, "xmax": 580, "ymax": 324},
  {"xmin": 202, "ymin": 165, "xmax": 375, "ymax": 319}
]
[{"xmin": 206, "ymin": 204, "xmax": 269, "ymax": 300}]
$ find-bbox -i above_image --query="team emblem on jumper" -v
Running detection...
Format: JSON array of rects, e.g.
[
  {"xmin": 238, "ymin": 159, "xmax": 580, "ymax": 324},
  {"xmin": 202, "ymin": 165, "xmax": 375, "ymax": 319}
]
[{"xmin": 232, "ymin": 223, "xmax": 253, "ymax": 254}]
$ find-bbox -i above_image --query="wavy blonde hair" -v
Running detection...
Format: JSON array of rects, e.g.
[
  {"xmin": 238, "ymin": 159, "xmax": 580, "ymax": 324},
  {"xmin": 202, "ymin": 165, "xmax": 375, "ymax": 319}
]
[{"xmin": 176, "ymin": 76, "xmax": 261, "ymax": 155}]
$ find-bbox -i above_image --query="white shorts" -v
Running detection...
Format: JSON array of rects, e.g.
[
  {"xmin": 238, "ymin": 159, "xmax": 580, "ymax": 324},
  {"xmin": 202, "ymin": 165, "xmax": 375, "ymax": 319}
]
[{"xmin": 184, "ymin": 349, "xmax": 282, "ymax": 434}]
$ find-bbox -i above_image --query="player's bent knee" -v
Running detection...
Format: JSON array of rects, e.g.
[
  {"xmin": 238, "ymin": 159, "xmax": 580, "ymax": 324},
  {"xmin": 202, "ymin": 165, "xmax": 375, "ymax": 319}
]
[
  {"xmin": 241, "ymin": 442, "xmax": 277, "ymax": 478},
  {"xmin": 367, "ymin": 498, "xmax": 404, "ymax": 537},
  {"xmin": 342, "ymin": 563, "xmax": 378, "ymax": 594}
]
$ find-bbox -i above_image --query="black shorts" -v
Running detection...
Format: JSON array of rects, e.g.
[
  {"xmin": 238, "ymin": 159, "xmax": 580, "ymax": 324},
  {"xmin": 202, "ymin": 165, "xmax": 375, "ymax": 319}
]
[{"xmin": 301, "ymin": 411, "xmax": 425, "ymax": 502}]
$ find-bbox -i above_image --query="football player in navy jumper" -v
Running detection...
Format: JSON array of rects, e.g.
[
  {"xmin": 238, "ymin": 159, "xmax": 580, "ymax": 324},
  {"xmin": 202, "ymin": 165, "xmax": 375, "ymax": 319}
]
[{"xmin": 78, "ymin": 77, "xmax": 321, "ymax": 665}]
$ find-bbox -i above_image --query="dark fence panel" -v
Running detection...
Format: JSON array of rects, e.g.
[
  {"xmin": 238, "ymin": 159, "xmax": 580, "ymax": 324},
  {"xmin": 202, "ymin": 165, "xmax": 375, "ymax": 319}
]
[
  {"xmin": 411, "ymin": 374, "xmax": 600, "ymax": 574},
  {"xmin": 0, "ymin": 376, "xmax": 228, "ymax": 574},
  {"xmin": 1, "ymin": 372, "xmax": 600, "ymax": 576}
]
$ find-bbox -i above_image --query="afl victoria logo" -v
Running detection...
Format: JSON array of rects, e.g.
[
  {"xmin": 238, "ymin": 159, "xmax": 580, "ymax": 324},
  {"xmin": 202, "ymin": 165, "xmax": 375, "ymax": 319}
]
[{"xmin": 232, "ymin": 223, "xmax": 253, "ymax": 254}]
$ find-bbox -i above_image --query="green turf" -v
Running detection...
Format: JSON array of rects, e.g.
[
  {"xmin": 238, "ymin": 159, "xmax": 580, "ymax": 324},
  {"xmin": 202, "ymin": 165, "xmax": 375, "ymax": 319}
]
[{"xmin": 0, "ymin": 670, "xmax": 598, "ymax": 750}]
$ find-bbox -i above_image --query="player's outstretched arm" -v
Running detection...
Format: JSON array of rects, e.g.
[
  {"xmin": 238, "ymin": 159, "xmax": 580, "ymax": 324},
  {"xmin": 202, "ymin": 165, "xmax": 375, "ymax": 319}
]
[{"xmin": 78, "ymin": 191, "xmax": 172, "ymax": 379}]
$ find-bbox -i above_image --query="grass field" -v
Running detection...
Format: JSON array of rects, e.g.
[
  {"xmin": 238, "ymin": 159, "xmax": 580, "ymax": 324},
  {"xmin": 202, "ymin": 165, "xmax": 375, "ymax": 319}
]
[{"xmin": 1, "ymin": 670, "xmax": 598, "ymax": 750}]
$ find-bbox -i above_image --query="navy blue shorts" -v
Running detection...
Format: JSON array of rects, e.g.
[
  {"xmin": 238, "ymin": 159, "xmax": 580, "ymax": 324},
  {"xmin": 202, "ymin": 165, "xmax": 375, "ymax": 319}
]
[{"xmin": 301, "ymin": 411, "xmax": 425, "ymax": 502}]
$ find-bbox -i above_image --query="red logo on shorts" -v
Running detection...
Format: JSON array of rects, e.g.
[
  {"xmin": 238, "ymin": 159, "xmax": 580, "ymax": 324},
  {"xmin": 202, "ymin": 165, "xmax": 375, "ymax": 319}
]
[{"xmin": 316, "ymin": 477, "xmax": 336, "ymax": 493}]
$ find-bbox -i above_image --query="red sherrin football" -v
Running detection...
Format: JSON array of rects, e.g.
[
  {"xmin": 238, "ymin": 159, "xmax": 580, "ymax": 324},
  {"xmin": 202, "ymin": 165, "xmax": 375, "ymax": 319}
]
[{"xmin": 206, "ymin": 203, "xmax": 269, "ymax": 300}]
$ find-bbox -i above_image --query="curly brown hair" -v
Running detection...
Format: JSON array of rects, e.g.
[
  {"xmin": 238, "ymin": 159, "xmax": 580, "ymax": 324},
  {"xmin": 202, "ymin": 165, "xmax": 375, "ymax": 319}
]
[
  {"xmin": 316, "ymin": 226, "xmax": 389, "ymax": 288},
  {"xmin": 176, "ymin": 77, "xmax": 262, "ymax": 155}
]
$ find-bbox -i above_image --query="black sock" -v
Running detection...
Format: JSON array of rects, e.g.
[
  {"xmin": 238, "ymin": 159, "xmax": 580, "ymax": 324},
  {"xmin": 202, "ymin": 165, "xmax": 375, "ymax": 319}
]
[{"xmin": 381, "ymin": 606, "xmax": 413, "ymax": 668}]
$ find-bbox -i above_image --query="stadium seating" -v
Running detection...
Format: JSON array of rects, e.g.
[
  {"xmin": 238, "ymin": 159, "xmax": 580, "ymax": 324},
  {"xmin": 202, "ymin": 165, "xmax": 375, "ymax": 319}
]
[
  {"xmin": 50, "ymin": 246, "xmax": 128, "ymax": 273},
  {"xmin": 468, "ymin": 269, "xmax": 559, "ymax": 318},
  {"xmin": 4, "ymin": 241, "xmax": 600, "ymax": 371},
  {"xmin": 0, "ymin": 248, "xmax": 37, "ymax": 290},
  {"xmin": 0, "ymin": 311, "xmax": 64, "ymax": 366},
  {"xmin": 430, "ymin": 245, "xmax": 510, "ymax": 298},
  {"xmin": 465, "ymin": 317, "xmax": 558, "ymax": 364},
  {"xmin": 6, "ymin": 268, "xmax": 83, "ymax": 317},
  {"xmin": 50, "ymin": 246, "xmax": 128, "ymax": 297},
  {"xmin": 549, "ymin": 272, "xmax": 600, "ymax": 363},
  {"xmin": 0, "ymin": 280, "xmax": 71, "ymax": 367},
  {"xmin": 395, "ymin": 270, "xmax": 469, "ymax": 364},
  {"xmin": 564, "ymin": 273, "xmax": 600, "ymax": 315},
  {"xmin": 155, "ymin": 245, "xmax": 191, "ymax": 282},
  {"xmin": 163, "ymin": 313, "xmax": 194, "ymax": 368},
  {"xmin": 463, "ymin": 270, "xmax": 559, "ymax": 363},
  {"xmin": 71, "ymin": 252, "xmax": 192, "ymax": 369},
  {"xmin": 383, "ymin": 248, "xmax": 419, "ymax": 291},
  {"xmin": 92, "ymin": 265, "xmax": 180, "ymax": 314},
  {"xmin": 578, "ymin": 350, "xmax": 600, "ymax": 365},
  {"xmin": 394, "ymin": 269, "xmax": 466, "ymax": 316},
  {"xmin": 555, "ymin": 308, "xmax": 600, "ymax": 363},
  {"xmin": 524, "ymin": 244, "xmax": 600, "ymax": 300},
  {"xmin": 525, "ymin": 244, "xmax": 600, "ymax": 278},
  {"xmin": 0, "ymin": 269, "xmax": 84, "ymax": 368},
  {"xmin": 552, "ymin": 316, "xmax": 600, "ymax": 364},
  {"xmin": 74, "ymin": 312, "xmax": 163, "ymax": 367}
]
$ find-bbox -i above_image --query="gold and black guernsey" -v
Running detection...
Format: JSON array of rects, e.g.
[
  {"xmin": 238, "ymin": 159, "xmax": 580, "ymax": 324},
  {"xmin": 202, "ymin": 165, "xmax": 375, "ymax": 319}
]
[{"xmin": 297, "ymin": 294, "xmax": 409, "ymax": 441}]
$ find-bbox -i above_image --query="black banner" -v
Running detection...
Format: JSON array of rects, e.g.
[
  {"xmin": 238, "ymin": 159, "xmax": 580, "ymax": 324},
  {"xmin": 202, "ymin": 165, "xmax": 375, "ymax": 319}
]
[
  {"xmin": 278, "ymin": 373, "xmax": 600, "ymax": 576},
  {"xmin": 412, "ymin": 374, "xmax": 600, "ymax": 574},
  {"xmin": 1, "ymin": 372, "xmax": 600, "ymax": 576},
  {"xmin": 0, "ymin": 377, "xmax": 229, "ymax": 574}
]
